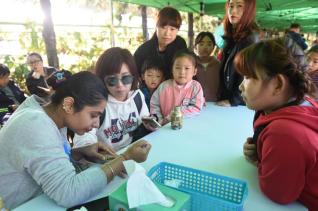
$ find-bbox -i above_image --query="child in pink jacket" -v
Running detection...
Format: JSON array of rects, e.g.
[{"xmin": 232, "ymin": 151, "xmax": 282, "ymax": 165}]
[{"xmin": 150, "ymin": 49, "xmax": 204, "ymax": 124}]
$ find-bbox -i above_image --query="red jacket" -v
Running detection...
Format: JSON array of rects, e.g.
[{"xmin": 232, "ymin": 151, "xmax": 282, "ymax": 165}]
[{"xmin": 255, "ymin": 97, "xmax": 318, "ymax": 210}]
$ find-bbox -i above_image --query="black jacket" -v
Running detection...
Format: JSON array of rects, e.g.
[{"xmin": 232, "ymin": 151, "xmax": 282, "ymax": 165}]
[
  {"xmin": 219, "ymin": 33, "xmax": 259, "ymax": 106},
  {"xmin": 134, "ymin": 35, "xmax": 187, "ymax": 79},
  {"xmin": 0, "ymin": 80, "xmax": 26, "ymax": 124},
  {"xmin": 26, "ymin": 67, "xmax": 56, "ymax": 98}
]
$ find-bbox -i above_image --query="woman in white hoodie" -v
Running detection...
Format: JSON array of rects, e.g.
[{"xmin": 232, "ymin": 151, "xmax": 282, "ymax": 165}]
[{"xmin": 74, "ymin": 48, "xmax": 150, "ymax": 151}]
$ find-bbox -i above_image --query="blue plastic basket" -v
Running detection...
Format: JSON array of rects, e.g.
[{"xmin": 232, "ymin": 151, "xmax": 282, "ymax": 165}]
[{"xmin": 147, "ymin": 162, "xmax": 248, "ymax": 211}]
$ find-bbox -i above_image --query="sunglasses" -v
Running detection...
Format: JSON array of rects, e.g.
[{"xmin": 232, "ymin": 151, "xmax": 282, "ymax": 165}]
[
  {"xmin": 104, "ymin": 75, "xmax": 134, "ymax": 87},
  {"xmin": 27, "ymin": 60, "xmax": 42, "ymax": 65}
]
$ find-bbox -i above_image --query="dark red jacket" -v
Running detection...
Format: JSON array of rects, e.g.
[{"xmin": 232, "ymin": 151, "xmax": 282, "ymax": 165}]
[{"xmin": 255, "ymin": 97, "xmax": 318, "ymax": 210}]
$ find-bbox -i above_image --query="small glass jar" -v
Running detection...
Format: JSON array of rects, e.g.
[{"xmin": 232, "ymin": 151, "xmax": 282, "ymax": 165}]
[{"xmin": 171, "ymin": 106, "xmax": 183, "ymax": 130}]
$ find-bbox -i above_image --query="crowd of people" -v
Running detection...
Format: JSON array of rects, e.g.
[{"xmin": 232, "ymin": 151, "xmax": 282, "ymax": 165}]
[{"xmin": 0, "ymin": 0, "xmax": 317, "ymax": 210}]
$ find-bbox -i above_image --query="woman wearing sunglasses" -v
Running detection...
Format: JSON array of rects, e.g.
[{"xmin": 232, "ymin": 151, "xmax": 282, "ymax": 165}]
[{"xmin": 73, "ymin": 47, "xmax": 150, "ymax": 151}]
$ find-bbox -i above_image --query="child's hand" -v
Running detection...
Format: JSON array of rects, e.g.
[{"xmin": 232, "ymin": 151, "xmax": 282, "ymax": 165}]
[
  {"xmin": 142, "ymin": 116, "xmax": 161, "ymax": 131},
  {"xmin": 243, "ymin": 137, "xmax": 258, "ymax": 166},
  {"xmin": 216, "ymin": 100, "xmax": 231, "ymax": 107}
]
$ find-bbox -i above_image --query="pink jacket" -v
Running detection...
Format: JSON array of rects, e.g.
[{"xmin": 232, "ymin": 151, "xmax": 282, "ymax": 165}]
[{"xmin": 150, "ymin": 79, "xmax": 204, "ymax": 120}]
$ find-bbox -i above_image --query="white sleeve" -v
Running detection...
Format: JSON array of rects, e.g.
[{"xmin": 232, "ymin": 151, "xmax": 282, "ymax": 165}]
[{"xmin": 72, "ymin": 128, "xmax": 98, "ymax": 148}]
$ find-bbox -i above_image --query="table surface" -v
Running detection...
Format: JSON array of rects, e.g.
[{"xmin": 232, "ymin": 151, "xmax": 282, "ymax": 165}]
[{"xmin": 14, "ymin": 103, "xmax": 307, "ymax": 211}]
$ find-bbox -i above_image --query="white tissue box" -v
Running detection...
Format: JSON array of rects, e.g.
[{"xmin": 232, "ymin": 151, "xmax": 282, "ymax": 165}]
[{"xmin": 109, "ymin": 182, "xmax": 191, "ymax": 211}]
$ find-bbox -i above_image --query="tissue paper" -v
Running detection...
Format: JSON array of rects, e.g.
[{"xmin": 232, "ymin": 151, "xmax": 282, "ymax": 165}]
[{"xmin": 123, "ymin": 160, "xmax": 173, "ymax": 209}]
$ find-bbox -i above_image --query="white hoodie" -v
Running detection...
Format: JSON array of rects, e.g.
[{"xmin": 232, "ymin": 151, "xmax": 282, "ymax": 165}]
[{"xmin": 73, "ymin": 90, "xmax": 149, "ymax": 151}]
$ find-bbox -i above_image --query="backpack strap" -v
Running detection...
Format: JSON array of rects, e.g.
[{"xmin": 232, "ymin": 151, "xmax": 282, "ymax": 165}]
[{"xmin": 133, "ymin": 91, "xmax": 142, "ymax": 114}]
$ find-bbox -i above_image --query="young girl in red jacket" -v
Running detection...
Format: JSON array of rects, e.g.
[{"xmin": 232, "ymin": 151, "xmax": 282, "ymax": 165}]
[{"xmin": 236, "ymin": 38, "xmax": 318, "ymax": 210}]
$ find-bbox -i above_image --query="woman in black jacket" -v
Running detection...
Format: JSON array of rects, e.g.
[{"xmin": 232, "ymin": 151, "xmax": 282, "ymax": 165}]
[
  {"xmin": 217, "ymin": 0, "xmax": 259, "ymax": 106},
  {"xmin": 134, "ymin": 7, "xmax": 187, "ymax": 79}
]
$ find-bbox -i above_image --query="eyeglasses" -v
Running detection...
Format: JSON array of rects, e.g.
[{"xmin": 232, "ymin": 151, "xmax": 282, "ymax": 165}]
[
  {"xmin": 27, "ymin": 60, "xmax": 42, "ymax": 65},
  {"xmin": 104, "ymin": 75, "xmax": 134, "ymax": 87}
]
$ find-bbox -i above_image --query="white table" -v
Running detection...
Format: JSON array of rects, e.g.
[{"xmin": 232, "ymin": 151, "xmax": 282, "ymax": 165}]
[{"xmin": 14, "ymin": 103, "xmax": 307, "ymax": 211}]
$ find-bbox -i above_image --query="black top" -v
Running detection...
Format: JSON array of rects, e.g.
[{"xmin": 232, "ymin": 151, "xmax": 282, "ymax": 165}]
[
  {"xmin": 0, "ymin": 80, "xmax": 26, "ymax": 124},
  {"xmin": 218, "ymin": 33, "xmax": 259, "ymax": 106},
  {"xmin": 134, "ymin": 35, "xmax": 187, "ymax": 79},
  {"xmin": 26, "ymin": 67, "xmax": 57, "ymax": 98}
]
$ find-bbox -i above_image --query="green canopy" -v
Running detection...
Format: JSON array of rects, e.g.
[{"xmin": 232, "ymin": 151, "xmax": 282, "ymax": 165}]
[{"xmin": 115, "ymin": 0, "xmax": 318, "ymax": 32}]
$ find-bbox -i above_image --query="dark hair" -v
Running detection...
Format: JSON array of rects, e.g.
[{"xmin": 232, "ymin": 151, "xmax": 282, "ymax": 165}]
[
  {"xmin": 194, "ymin": 32, "xmax": 216, "ymax": 47},
  {"xmin": 172, "ymin": 49, "xmax": 199, "ymax": 68},
  {"xmin": 95, "ymin": 47, "xmax": 139, "ymax": 91},
  {"xmin": 156, "ymin": 7, "xmax": 182, "ymax": 29},
  {"xmin": 27, "ymin": 52, "xmax": 43, "ymax": 62},
  {"xmin": 307, "ymin": 45, "xmax": 318, "ymax": 55},
  {"xmin": 290, "ymin": 23, "xmax": 300, "ymax": 29},
  {"xmin": 223, "ymin": 0, "xmax": 258, "ymax": 42},
  {"xmin": 141, "ymin": 57, "xmax": 165, "ymax": 76},
  {"xmin": 234, "ymin": 38, "xmax": 313, "ymax": 103},
  {"xmin": 51, "ymin": 71, "xmax": 107, "ymax": 112},
  {"xmin": 0, "ymin": 64, "xmax": 10, "ymax": 77}
]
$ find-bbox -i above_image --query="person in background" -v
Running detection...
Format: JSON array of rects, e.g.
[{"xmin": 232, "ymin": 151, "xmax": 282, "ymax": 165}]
[
  {"xmin": 140, "ymin": 58, "xmax": 165, "ymax": 110},
  {"xmin": 194, "ymin": 32, "xmax": 220, "ymax": 102},
  {"xmin": 0, "ymin": 71, "xmax": 151, "ymax": 209},
  {"xmin": 287, "ymin": 23, "xmax": 308, "ymax": 50},
  {"xmin": 217, "ymin": 0, "xmax": 259, "ymax": 107},
  {"xmin": 0, "ymin": 64, "xmax": 26, "ymax": 126},
  {"xmin": 134, "ymin": 7, "xmax": 187, "ymax": 79},
  {"xmin": 25, "ymin": 52, "xmax": 57, "ymax": 100},
  {"xmin": 73, "ymin": 48, "xmax": 150, "ymax": 151},
  {"xmin": 306, "ymin": 45, "xmax": 318, "ymax": 100},
  {"xmin": 238, "ymin": 38, "xmax": 318, "ymax": 211},
  {"xmin": 150, "ymin": 49, "xmax": 204, "ymax": 125},
  {"xmin": 312, "ymin": 31, "xmax": 318, "ymax": 47}
]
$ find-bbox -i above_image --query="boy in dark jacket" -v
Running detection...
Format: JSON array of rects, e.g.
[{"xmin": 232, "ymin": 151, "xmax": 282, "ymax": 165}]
[{"xmin": 0, "ymin": 64, "xmax": 26, "ymax": 126}]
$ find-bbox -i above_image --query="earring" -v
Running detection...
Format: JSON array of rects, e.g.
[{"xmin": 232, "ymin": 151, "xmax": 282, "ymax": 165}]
[{"xmin": 62, "ymin": 104, "xmax": 67, "ymax": 111}]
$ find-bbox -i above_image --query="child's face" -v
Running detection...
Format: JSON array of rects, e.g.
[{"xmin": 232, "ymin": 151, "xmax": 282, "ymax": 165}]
[
  {"xmin": 143, "ymin": 69, "xmax": 164, "ymax": 91},
  {"xmin": 239, "ymin": 73, "xmax": 277, "ymax": 112},
  {"xmin": 307, "ymin": 52, "xmax": 318, "ymax": 73},
  {"xmin": 196, "ymin": 36, "xmax": 214, "ymax": 58},
  {"xmin": 228, "ymin": 0, "xmax": 245, "ymax": 26},
  {"xmin": 172, "ymin": 56, "xmax": 197, "ymax": 85},
  {"xmin": 104, "ymin": 63, "xmax": 133, "ymax": 101},
  {"xmin": 0, "ymin": 74, "xmax": 10, "ymax": 88}
]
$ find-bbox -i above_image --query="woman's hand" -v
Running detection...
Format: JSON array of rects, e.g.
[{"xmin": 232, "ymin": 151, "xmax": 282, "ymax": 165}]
[
  {"xmin": 243, "ymin": 137, "xmax": 258, "ymax": 166},
  {"xmin": 71, "ymin": 141, "xmax": 117, "ymax": 163},
  {"xmin": 122, "ymin": 140, "xmax": 151, "ymax": 163},
  {"xmin": 216, "ymin": 100, "xmax": 231, "ymax": 107}
]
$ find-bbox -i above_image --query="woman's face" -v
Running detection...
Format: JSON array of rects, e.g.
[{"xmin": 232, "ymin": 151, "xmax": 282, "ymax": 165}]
[
  {"xmin": 104, "ymin": 63, "xmax": 133, "ymax": 101},
  {"xmin": 307, "ymin": 52, "xmax": 318, "ymax": 73},
  {"xmin": 196, "ymin": 36, "xmax": 215, "ymax": 58},
  {"xmin": 228, "ymin": 0, "xmax": 245, "ymax": 26},
  {"xmin": 27, "ymin": 55, "xmax": 44, "ymax": 73},
  {"xmin": 156, "ymin": 25, "xmax": 178, "ymax": 48},
  {"xmin": 67, "ymin": 100, "xmax": 106, "ymax": 135}
]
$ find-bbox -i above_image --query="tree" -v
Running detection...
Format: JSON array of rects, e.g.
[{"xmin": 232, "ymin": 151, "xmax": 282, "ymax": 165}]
[
  {"xmin": 188, "ymin": 13, "xmax": 194, "ymax": 50},
  {"xmin": 40, "ymin": 0, "xmax": 59, "ymax": 68},
  {"xmin": 141, "ymin": 5, "xmax": 148, "ymax": 42}
]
